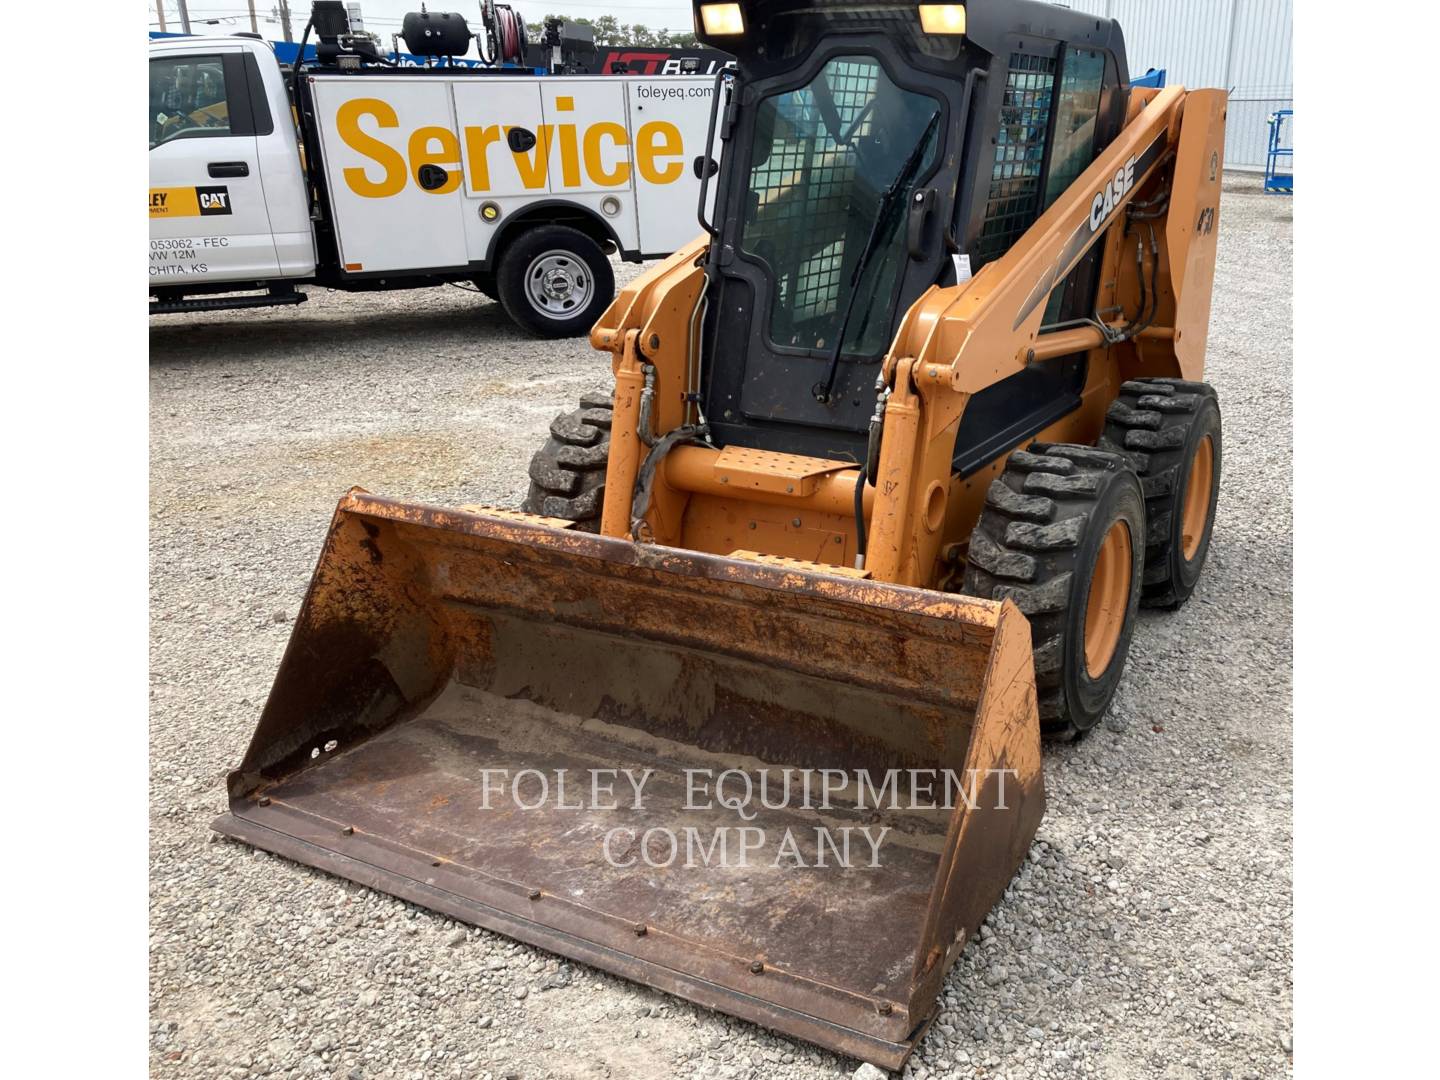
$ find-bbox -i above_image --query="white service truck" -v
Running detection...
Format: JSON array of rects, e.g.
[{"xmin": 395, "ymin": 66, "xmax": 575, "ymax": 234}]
[{"xmin": 148, "ymin": 14, "xmax": 717, "ymax": 336}]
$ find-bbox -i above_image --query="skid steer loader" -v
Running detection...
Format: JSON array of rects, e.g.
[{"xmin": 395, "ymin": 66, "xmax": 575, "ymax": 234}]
[{"xmin": 214, "ymin": 1, "xmax": 1226, "ymax": 1067}]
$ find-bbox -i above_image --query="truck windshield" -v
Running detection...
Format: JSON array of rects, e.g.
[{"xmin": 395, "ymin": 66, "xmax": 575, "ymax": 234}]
[{"xmin": 740, "ymin": 56, "xmax": 940, "ymax": 358}]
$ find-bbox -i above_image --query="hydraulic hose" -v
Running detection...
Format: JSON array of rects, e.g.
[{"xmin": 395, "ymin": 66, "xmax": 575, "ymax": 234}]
[{"xmin": 852, "ymin": 463, "xmax": 869, "ymax": 570}]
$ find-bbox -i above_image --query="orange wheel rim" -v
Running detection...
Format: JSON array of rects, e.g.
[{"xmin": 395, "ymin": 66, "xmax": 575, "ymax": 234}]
[
  {"xmin": 1181, "ymin": 434, "xmax": 1215, "ymax": 561},
  {"xmin": 1084, "ymin": 519, "xmax": 1133, "ymax": 679}
]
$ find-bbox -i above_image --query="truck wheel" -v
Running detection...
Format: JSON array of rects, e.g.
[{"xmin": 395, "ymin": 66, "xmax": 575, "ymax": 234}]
[
  {"xmin": 961, "ymin": 444, "xmax": 1145, "ymax": 739},
  {"xmin": 497, "ymin": 226, "xmax": 613, "ymax": 338},
  {"xmin": 1100, "ymin": 379, "xmax": 1222, "ymax": 609},
  {"xmin": 520, "ymin": 391, "xmax": 613, "ymax": 530}
]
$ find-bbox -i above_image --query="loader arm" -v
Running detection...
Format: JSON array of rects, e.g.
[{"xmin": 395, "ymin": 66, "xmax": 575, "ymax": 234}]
[{"xmin": 865, "ymin": 84, "xmax": 1227, "ymax": 586}]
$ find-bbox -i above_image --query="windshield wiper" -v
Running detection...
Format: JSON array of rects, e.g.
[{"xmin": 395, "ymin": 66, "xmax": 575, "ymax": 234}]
[{"xmin": 813, "ymin": 108, "xmax": 941, "ymax": 405}]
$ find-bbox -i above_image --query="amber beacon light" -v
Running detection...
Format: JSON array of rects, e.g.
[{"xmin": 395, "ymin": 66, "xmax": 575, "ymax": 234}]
[
  {"xmin": 918, "ymin": 4, "xmax": 967, "ymax": 34},
  {"xmin": 699, "ymin": 3, "xmax": 746, "ymax": 36}
]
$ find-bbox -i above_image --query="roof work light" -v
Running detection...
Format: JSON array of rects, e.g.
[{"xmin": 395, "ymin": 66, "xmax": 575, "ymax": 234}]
[
  {"xmin": 699, "ymin": 3, "xmax": 746, "ymax": 36},
  {"xmin": 918, "ymin": 4, "xmax": 967, "ymax": 35}
]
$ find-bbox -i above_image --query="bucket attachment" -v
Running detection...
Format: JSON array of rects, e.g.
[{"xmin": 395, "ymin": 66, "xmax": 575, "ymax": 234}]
[{"xmin": 214, "ymin": 490, "xmax": 1044, "ymax": 1068}]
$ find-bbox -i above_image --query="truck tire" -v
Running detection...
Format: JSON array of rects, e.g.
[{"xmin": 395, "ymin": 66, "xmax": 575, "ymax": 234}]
[
  {"xmin": 520, "ymin": 391, "xmax": 613, "ymax": 530},
  {"xmin": 496, "ymin": 226, "xmax": 613, "ymax": 338},
  {"xmin": 961, "ymin": 444, "xmax": 1145, "ymax": 739},
  {"xmin": 471, "ymin": 273, "xmax": 499, "ymax": 303},
  {"xmin": 1099, "ymin": 378, "xmax": 1222, "ymax": 609}
]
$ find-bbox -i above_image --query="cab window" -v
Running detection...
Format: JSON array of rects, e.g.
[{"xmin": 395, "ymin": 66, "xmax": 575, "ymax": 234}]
[
  {"xmin": 150, "ymin": 56, "xmax": 232, "ymax": 148},
  {"xmin": 1042, "ymin": 48, "xmax": 1106, "ymax": 210},
  {"xmin": 1041, "ymin": 46, "xmax": 1107, "ymax": 325}
]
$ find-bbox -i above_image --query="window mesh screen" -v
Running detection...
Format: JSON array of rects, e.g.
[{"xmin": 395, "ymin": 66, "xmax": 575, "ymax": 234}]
[
  {"xmin": 748, "ymin": 61, "xmax": 879, "ymax": 330},
  {"xmin": 974, "ymin": 52, "xmax": 1057, "ymax": 266}
]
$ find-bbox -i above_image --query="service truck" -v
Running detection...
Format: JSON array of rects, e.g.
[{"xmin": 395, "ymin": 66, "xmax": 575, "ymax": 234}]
[{"xmin": 148, "ymin": 4, "xmax": 717, "ymax": 336}]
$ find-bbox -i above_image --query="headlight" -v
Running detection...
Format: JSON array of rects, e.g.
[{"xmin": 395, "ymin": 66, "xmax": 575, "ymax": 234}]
[
  {"xmin": 918, "ymin": 4, "xmax": 967, "ymax": 35},
  {"xmin": 699, "ymin": 3, "xmax": 746, "ymax": 36}
]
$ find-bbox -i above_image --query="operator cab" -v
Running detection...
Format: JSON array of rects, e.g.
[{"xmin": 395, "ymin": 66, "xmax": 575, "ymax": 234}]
[{"xmin": 693, "ymin": 0, "xmax": 1128, "ymax": 466}]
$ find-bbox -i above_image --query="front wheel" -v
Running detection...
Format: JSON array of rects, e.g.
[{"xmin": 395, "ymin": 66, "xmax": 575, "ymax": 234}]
[
  {"xmin": 961, "ymin": 444, "xmax": 1146, "ymax": 739},
  {"xmin": 521, "ymin": 391, "xmax": 614, "ymax": 530},
  {"xmin": 496, "ymin": 225, "xmax": 613, "ymax": 338}
]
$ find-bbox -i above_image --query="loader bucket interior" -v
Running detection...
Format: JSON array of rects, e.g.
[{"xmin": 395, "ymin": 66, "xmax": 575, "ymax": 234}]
[{"xmin": 214, "ymin": 492, "xmax": 1044, "ymax": 1068}]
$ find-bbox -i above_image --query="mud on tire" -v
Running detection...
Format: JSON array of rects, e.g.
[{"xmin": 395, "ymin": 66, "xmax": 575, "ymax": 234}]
[
  {"xmin": 1100, "ymin": 378, "xmax": 1222, "ymax": 609},
  {"xmin": 521, "ymin": 391, "xmax": 614, "ymax": 531},
  {"xmin": 961, "ymin": 444, "xmax": 1145, "ymax": 739}
]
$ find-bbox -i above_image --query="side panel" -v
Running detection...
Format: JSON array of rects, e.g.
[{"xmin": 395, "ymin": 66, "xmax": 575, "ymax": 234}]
[
  {"xmin": 627, "ymin": 76, "xmax": 717, "ymax": 256},
  {"xmin": 1166, "ymin": 89, "xmax": 1227, "ymax": 381},
  {"xmin": 452, "ymin": 80, "xmax": 548, "ymax": 199},
  {"xmin": 539, "ymin": 80, "xmax": 632, "ymax": 196},
  {"xmin": 310, "ymin": 73, "xmax": 714, "ymax": 273},
  {"xmin": 311, "ymin": 76, "xmax": 469, "ymax": 273}
]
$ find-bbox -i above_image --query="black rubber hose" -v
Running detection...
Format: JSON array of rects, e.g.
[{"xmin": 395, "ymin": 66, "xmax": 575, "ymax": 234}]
[
  {"xmin": 853, "ymin": 463, "xmax": 869, "ymax": 566},
  {"xmin": 629, "ymin": 425, "xmax": 707, "ymax": 540}
]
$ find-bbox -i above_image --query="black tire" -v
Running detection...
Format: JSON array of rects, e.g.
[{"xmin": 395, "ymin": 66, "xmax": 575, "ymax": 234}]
[
  {"xmin": 472, "ymin": 272, "xmax": 499, "ymax": 303},
  {"xmin": 521, "ymin": 391, "xmax": 613, "ymax": 530},
  {"xmin": 961, "ymin": 444, "xmax": 1145, "ymax": 739},
  {"xmin": 496, "ymin": 225, "xmax": 613, "ymax": 338},
  {"xmin": 1099, "ymin": 378, "xmax": 1222, "ymax": 609}
]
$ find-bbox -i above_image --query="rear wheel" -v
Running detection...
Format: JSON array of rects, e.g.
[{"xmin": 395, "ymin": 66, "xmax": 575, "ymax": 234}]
[
  {"xmin": 1100, "ymin": 378, "xmax": 1222, "ymax": 609},
  {"xmin": 521, "ymin": 391, "xmax": 613, "ymax": 530},
  {"xmin": 961, "ymin": 444, "xmax": 1145, "ymax": 739},
  {"xmin": 497, "ymin": 225, "xmax": 613, "ymax": 338}
]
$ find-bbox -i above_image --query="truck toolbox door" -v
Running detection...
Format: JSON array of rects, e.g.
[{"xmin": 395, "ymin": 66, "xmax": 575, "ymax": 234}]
[
  {"xmin": 149, "ymin": 47, "xmax": 280, "ymax": 285},
  {"xmin": 629, "ymin": 75, "xmax": 718, "ymax": 257},
  {"xmin": 312, "ymin": 77, "xmax": 468, "ymax": 274}
]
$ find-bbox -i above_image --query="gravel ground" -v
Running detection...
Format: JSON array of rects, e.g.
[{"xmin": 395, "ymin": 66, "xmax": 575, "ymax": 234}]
[{"xmin": 150, "ymin": 174, "xmax": 1292, "ymax": 1080}]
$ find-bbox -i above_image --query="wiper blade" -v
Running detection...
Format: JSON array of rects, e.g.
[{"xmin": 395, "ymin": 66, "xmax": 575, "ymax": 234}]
[{"xmin": 814, "ymin": 108, "xmax": 941, "ymax": 405}]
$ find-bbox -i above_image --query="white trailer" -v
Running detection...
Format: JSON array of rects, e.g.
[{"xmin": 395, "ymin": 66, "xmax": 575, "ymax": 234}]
[{"xmin": 148, "ymin": 33, "xmax": 716, "ymax": 335}]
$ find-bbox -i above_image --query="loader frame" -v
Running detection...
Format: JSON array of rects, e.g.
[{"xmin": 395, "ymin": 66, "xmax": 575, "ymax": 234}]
[
  {"xmin": 212, "ymin": 3, "xmax": 1227, "ymax": 1070},
  {"xmin": 591, "ymin": 79, "xmax": 1226, "ymax": 588}
]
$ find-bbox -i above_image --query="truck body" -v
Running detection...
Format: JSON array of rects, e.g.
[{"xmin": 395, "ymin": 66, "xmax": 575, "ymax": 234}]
[{"xmin": 148, "ymin": 33, "xmax": 716, "ymax": 334}]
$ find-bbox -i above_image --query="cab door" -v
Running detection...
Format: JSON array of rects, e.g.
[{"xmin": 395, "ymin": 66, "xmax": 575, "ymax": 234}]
[{"xmin": 149, "ymin": 47, "xmax": 280, "ymax": 284}]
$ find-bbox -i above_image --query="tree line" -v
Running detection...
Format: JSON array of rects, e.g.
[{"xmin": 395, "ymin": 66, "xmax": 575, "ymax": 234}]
[{"xmin": 525, "ymin": 13, "xmax": 699, "ymax": 49}]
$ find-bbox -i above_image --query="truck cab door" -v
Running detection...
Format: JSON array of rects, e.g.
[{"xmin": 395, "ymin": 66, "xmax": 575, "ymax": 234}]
[{"xmin": 149, "ymin": 47, "xmax": 279, "ymax": 285}]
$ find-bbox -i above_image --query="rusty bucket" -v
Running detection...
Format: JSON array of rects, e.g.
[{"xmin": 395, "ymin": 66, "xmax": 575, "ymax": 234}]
[{"xmin": 214, "ymin": 490, "xmax": 1044, "ymax": 1068}]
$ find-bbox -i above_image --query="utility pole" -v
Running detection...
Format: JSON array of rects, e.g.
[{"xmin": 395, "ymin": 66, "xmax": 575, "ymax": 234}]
[
  {"xmin": 277, "ymin": 0, "xmax": 294, "ymax": 42},
  {"xmin": 248, "ymin": 0, "xmax": 259, "ymax": 35},
  {"xmin": 156, "ymin": 1, "xmax": 166, "ymax": 32},
  {"xmin": 177, "ymin": 0, "xmax": 191, "ymax": 35}
]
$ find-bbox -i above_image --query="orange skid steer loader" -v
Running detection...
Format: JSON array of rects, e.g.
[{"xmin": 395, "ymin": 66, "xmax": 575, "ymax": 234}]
[{"xmin": 215, "ymin": 1, "xmax": 1226, "ymax": 1067}]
